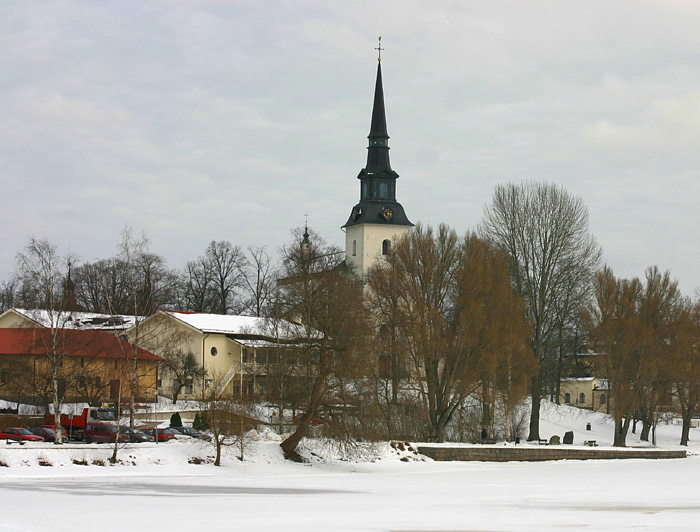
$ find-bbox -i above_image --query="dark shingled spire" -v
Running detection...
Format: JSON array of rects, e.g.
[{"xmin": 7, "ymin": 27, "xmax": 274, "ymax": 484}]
[
  {"xmin": 342, "ymin": 41, "xmax": 412, "ymax": 229},
  {"xmin": 365, "ymin": 62, "xmax": 393, "ymax": 174}
]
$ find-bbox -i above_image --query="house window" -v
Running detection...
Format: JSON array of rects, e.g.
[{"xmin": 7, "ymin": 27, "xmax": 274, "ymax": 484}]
[
  {"xmin": 184, "ymin": 378, "xmax": 193, "ymax": 394},
  {"xmin": 352, "ymin": 240, "xmax": 357, "ymax": 256},
  {"xmin": 564, "ymin": 393, "xmax": 571, "ymax": 404},
  {"xmin": 600, "ymin": 393, "xmax": 606, "ymax": 404},
  {"xmin": 579, "ymin": 392, "xmax": 586, "ymax": 404},
  {"xmin": 382, "ymin": 239, "xmax": 391, "ymax": 255}
]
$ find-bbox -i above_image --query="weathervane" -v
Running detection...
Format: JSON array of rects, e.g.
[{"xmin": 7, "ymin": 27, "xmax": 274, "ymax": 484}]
[{"xmin": 376, "ymin": 36, "xmax": 383, "ymax": 61}]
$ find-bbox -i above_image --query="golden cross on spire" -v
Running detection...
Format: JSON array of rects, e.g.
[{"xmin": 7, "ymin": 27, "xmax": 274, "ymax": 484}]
[{"xmin": 376, "ymin": 36, "xmax": 383, "ymax": 62}]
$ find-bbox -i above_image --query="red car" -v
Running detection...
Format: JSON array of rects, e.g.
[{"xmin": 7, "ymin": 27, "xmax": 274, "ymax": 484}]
[
  {"xmin": 30, "ymin": 426, "xmax": 69, "ymax": 442},
  {"xmin": 143, "ymin": 428, "xmax": 177, "ymax": 442},
  {"xmin": 0, "ymin": 428, "xmax": 44, "ymax": 442}
]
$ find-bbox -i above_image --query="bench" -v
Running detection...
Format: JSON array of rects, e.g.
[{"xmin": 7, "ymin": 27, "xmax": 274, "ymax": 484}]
[
  {"xmin": 481, "ymin": 438, "xmax": 497, "ymax": 445},
  {"xmin": 538, "ymin": 439, "xmax": 548, "ymax": 445},
  {"xmin": 584, "ymin": 440, "xmax": 598, "ymax": 447}
]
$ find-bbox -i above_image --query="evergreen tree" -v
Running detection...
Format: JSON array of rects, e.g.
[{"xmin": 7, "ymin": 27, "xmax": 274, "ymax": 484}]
[{"xmin": 170, "ymin": 412, "xmax": 183, "ymax": 428}]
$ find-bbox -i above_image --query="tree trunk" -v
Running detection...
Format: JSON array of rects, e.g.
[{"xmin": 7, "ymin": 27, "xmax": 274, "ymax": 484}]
[
  {"xmin": 280, "ymin": 354, "xmax": 329, "ymax": 461},
  {"xmin": 527, "ymin": 378, "xmax": 541, "ymax": 441},
  {"xmin": 613, "ymin": 416, "xmax": 630, "ymax": 447},
  {"xmin": 640, "ymin": 418, "xmax": 651, "ymax": 442},
  {"xmin": 214, "ymin": 437, "xmax": 222, "ymax": 466},
  {"xmin": 52, "ymin": 362, "xmax": 64, "ymax": 445},
  {"xmin": 681, "ymin": 410, "xmax": 693, "ymax": 446}
]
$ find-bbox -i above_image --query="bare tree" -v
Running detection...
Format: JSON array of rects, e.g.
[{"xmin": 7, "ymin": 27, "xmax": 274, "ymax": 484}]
[
  {"xmin": 584, "ymin": 266, "xmax": 683, "ymax": 447},
  {"xmin": 73, "ymin": 258, "xmax": 131, "ymax": 314},
  {"xmin": 114, "ymin": 227, "xmax": 178, "ymax": 427},
  {"xmin": 367, "ymin": 226, "xmax": 534, "ymax": 442},
  {"xmin": 162, "ymin": 350, "xmax": 206, "ymax": 405},
  {"xmin": 273, "ymin": 228, "xmax": 370, "ymax": 461},
  {"xmin": 479, "ymin": 181, "xmax": 601, "ymax": 441},
  {"xmin": 15, "ymin": 237, "xmax": 78, "ymax": 444},
  {"xmin": 199, "ymin": 375, "xmax": 256, "ymax": 466},
  {"xmin": 241, "ymin": 246, "xmax": 276, "ymax": 317},
  {"xmin": 672, "ymin": 300, "xmax": 700, "ymax": 446},
  {"xmin": 183, "ymin": 241, "xmax": 246, "ymax": 314},
  {"xmin": 183, "ymin": 256, "xmax": 215, "ymax": 313}
]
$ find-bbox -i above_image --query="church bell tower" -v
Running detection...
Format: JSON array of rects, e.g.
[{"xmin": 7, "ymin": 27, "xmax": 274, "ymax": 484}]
[{"xmin": 342, "ymin": 38, "xmax": 413, "ymax": 276}]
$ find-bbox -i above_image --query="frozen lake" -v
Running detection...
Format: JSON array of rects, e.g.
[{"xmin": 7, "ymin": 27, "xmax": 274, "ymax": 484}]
[{"xmin": 1, "ymin": 447, "xmax": 698, "ymax": 532}]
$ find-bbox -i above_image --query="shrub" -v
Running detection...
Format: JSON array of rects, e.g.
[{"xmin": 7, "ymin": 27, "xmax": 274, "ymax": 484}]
[{"xmin": 170, "ymin": 412, "xmax": 183, "ymax": 428}]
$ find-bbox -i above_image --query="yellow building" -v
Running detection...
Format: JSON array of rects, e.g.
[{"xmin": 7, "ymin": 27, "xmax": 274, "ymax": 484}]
[
  {"xmin": 131, "ymin": 310, "xmax": 305, "ymax": 401},
  {"xmin": 560, "ymin": 377, "xmax": 610, "ymax": 413},
  {"xmin": 0, "ymin": 327, "xmax": 162, "ymax": 404}
]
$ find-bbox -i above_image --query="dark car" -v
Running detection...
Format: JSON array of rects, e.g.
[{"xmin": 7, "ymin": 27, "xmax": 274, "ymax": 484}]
[
  {"xmin": 84, "ymin": 423, "xmax": 129, "ymax": 444},
  {"xmin": 0, "ymin": 428, "xmax": 44, "ymax": 442},
  {"xmin": 120, "ymin": 427, "xmax": 155, "ymax": 443},
  {"xmin": 29, "ymin": 427, "xmax": 63, "ymax": 442},
  {"xmin": 170, "ymin": 426, "xmax": 209, "ymax": 440},
  {"xmin": 143, "ymin": 428, "xmax": 177, "ymax": 442}
]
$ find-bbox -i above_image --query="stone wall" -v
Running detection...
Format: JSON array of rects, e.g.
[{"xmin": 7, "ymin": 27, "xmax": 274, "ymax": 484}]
[{"xmin": 417, "ymin": 445, "xmax": 687, "ymax": 462}]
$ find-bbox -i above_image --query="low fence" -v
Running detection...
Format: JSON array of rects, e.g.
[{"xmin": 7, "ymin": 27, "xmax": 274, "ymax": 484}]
[{"xmin": 417, "ymin": 445, "xmax": 687, "ymax": 462}]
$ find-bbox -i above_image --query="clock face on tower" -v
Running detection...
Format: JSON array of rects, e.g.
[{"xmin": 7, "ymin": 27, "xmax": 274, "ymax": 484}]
[{"xmin": 380, "ymin": 206, "xmax": 394, "ymax": 221}]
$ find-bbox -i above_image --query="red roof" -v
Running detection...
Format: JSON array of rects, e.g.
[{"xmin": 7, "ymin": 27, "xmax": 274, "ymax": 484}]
[{"xmin": 0, "ymin": 328, "xmax": 163, "ymax": 361}]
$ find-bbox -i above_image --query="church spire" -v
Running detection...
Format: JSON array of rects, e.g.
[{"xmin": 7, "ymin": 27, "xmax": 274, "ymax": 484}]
[
  {"xmin": 342, "ymin": 37, "xmax": 413, "ymax": 276},
  {"xmin": 365, "ymin": 59, "xmax": 392, "ymax": 174},
  {"xmin": 343, "ymin": 37, "xmax": 412, "ymax": 230}
]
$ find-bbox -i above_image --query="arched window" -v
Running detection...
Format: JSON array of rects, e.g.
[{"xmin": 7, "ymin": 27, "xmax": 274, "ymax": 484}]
[
  {"xmin": 352, "ymin": 240, "xmax": 357, "ymax": 256},
  {"xmin": 579, "ymin": 392, "xmax": 586, "ymax": 404},
  {"xmin": 564, "ymin": 393, "xmax": 571, "ymax": 404},
  {"xmin": 382, "ymin": 239, "xmax": 391, "ymax": 255}
]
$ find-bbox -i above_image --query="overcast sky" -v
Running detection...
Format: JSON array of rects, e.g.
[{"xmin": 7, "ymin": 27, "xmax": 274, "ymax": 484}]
[{"xmin": 2, "ymin": 0, "xmax": 700, "ymax": 295}]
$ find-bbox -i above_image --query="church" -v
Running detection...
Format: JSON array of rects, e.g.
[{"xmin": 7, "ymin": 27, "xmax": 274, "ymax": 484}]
[{"xmin": 342, "ymin": 42, "xmax": 413, "ymax": 276}]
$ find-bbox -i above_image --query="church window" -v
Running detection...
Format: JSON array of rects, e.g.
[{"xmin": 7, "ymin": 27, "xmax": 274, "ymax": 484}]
[
  {"xmin": 382, "ymin": 239, "xmax": 391, "ymax": 255},
  {"xmin": 361, "ymin": 182, "xmax": 368, "ymax": 199},
  {"xmin": 379, "ymin": 182, "xmax": 389, "ymax": 198},
  {"xmin": 564, "ymin": 393, "xmax": 571, "ymax": 404},
  {"xmin": 579, "ymin": 392, "xmax": 586, "ymax": 404},
  {"xmin": 352, "ymin": 240, "xmax": 357, "ymax": 256},
  {"xmin": 600, "ymin": 393, "xmax": 606, "ymax": 404}
]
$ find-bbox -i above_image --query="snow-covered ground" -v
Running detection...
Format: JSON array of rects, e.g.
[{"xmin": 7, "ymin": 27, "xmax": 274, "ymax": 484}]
[{"xmin": 1, "ymin": 402, "xmax": 698, "ymax": 532}]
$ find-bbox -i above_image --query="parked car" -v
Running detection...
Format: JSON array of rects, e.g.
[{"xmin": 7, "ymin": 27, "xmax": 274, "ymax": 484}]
[
  {"xmin": 170, "ymin": 426, "xmax": 209, "ymax": 441},
  {"xmin": 84, "ymin": 423, "xmax": 129, "ymax": 444},
  {"xmin": 120, "ymin": 427, "xmax": 155, "ymax": 443},
  {"xmin": 0, "ymin": 428, "xmax": 44, "ymax": 442},
  {"xmin": 34, "ymin": 424, "xmax": 70, "ymax": 439},
  {"xmin": 143, "ymin": 428, "xmax": 178, "ymax": 442},
  {"xmin": 28, "ymin": 427, "xmax": 64, "ymax": 442}
]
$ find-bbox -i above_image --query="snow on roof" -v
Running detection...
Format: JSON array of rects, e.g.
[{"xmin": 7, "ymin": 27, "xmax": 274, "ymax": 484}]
[
  {"xmin": 9, "ymin": 308, "xmax": 140, "ymax": 330},
  {"xmin": 162, "ymin": 311, "xmax": 313, "ymax": 342},
  {"xmin": 163, "ymin": 311, "xmax": 270, "ymax": 335}
]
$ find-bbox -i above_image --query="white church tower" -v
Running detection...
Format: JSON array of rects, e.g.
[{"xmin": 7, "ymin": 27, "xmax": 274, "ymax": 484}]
[{"xmin": 342, "ymin": 40, "xmax": 413, "ymax": 276}]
